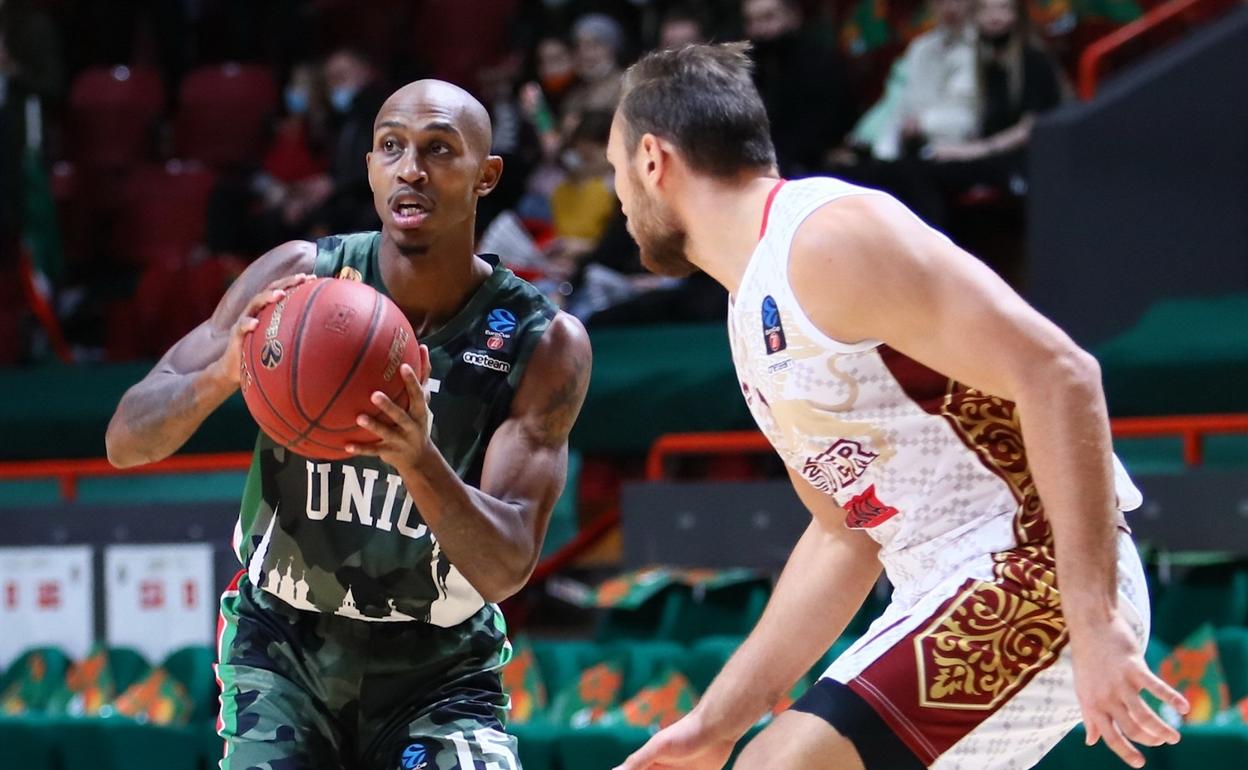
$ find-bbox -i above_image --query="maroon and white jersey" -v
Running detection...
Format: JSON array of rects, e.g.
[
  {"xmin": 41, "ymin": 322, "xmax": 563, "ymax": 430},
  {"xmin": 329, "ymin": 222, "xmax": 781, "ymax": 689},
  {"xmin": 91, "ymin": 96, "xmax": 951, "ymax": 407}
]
[{"xmin": 728, "ymin": 177, "xmax": 1141, "ymax": 604}]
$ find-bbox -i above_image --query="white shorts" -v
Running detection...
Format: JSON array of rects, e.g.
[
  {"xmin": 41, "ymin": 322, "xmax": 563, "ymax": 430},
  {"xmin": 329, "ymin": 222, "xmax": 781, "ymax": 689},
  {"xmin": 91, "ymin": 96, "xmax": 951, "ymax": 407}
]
[{"xmin": 820, "ymin": 530, "xmax": 1149, "ymax": 770}]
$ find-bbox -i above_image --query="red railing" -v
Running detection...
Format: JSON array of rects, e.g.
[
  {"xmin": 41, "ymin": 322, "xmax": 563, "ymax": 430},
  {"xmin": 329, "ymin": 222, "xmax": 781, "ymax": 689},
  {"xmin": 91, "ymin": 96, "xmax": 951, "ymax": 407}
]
[
  {"xmin": 0, "ymin": 452, "xmax": 253, "ymax": 502},
  {"xmin": 1078, "ymin": 0, "xmax": 1238, "ymax": 100},
  {"xmin": 2, "ymin": 415, "xmax": 1244, "ymax": 578},
  {"xmin": 647, "ymin": 414, "xmax": 1248, "ymax": 481}
]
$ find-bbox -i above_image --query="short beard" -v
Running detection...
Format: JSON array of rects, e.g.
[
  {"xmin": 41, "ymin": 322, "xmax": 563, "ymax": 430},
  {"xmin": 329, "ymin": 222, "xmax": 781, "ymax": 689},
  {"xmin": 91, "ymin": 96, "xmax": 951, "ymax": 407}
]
[{"xmin": 629, "ymin": 171, "xmax": 696, "ymax": 278}]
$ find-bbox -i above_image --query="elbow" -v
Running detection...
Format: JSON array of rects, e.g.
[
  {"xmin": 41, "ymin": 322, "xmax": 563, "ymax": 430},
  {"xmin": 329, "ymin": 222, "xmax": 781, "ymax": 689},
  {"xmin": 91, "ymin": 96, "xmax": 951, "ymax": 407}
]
[
  {"xmin": 104, "ymin": 419, "xmax": 150, "ymax": 469},
  {"xmin": 1022, "ymin": 347, "xmax": 1101, "ymax": 400},
  {"xmin": 476, "ymin": 552, "xmax": 540, "ymax": 604},
  {"xmin": 1058, "ymin": 348, "xmax": 1101, "ymax": 390}
]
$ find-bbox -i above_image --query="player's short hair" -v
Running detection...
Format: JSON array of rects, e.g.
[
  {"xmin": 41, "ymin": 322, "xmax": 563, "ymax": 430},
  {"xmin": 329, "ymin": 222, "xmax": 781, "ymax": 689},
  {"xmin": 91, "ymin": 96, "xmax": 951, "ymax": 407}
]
[{"xmin": 618, "ymin": 42, "xmax": 776, "ymax": 178}]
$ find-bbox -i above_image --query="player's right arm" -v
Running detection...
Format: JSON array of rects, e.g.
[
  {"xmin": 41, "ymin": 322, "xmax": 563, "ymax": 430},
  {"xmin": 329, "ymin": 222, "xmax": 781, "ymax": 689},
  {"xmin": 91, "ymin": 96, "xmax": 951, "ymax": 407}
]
[
  {"xmin": 616, "ymin": 469, "xmax": 882, "ymax": 770},
  {"xmin": 105, "ymin": 241, "xmax": 317, "ymax": 468}
]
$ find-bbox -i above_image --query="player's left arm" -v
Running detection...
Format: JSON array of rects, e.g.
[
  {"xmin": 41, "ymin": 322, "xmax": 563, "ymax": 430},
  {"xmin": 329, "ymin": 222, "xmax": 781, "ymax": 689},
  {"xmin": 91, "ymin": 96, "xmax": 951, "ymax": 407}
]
[
  {"xmin": 349, "ymin": 312, "xmax": 591, "ymax": 603},
  {"xmin": 789, "ymin": 194, "xmax": 1187, "ymax": 768}
]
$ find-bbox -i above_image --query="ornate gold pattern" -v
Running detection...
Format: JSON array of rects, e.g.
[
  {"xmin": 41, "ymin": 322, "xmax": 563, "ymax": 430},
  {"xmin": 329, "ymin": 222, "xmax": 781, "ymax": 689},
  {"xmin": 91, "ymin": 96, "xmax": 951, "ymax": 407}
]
[
  {"xmin": 940, "ymin": 384, "xmax": 1047, "ymax": 544},
  {"xmin": 915, "ymin": 564, "xmax": 1066, "ymax": 711}
]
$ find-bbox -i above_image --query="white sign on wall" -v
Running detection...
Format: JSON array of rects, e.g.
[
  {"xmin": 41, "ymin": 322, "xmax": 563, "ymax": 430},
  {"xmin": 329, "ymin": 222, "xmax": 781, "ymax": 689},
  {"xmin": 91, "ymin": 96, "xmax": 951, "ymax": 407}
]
[
  {"xmin": 0, "ymin": 546, "xmax": 94, "ymax": 668},
  {"xmin": 105, "ymin": 544, "xmax": 214, "ymax": 664}
]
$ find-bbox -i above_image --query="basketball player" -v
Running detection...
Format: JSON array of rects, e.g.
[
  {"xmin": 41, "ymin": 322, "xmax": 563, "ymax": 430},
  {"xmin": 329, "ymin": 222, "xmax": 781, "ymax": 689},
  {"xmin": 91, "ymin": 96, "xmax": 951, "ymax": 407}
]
[
  {"xmin": 610, "ymin": 44, "xmax": 1187, "ymax": 770},
  {"xmin": 105, "ymin": 79, "xmax": 591, "ymax": 769}
]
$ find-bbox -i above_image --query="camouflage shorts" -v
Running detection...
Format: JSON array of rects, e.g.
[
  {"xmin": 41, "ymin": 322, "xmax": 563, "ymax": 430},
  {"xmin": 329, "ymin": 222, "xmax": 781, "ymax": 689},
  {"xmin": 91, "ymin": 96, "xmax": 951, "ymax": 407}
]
[{"xmin": 216, "ymin": 572, "xmax": 520, "ymax": 770}]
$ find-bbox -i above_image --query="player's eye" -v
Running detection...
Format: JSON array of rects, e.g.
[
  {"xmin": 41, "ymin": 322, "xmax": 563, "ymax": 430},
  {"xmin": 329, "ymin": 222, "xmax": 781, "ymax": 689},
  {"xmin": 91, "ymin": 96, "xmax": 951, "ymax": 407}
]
[
  {"xmin": 382, "ymin": 138, "xmax": 400, "ymax": 153},
  {"xmin": 429, "ymin": 141, "xmax": 451, "ymax": 155}
]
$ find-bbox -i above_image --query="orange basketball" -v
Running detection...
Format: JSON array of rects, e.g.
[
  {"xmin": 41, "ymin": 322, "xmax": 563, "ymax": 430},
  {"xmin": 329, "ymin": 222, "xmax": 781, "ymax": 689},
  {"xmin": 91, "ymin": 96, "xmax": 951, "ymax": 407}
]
[{"xmin": 240, "ymin": 277, "xmax": 419, "ymax": 460}]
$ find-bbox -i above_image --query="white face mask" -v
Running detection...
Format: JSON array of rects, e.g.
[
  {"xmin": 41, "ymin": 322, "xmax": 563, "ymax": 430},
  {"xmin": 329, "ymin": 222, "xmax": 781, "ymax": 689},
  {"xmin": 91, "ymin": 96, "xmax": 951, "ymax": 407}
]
[
  {"xmin": 330, "ymin": 85, "xmax": 358, "ymax": 113},
  {"xmin": 560, "ymin": 148, "xmax": 584, "ymax": 173}
]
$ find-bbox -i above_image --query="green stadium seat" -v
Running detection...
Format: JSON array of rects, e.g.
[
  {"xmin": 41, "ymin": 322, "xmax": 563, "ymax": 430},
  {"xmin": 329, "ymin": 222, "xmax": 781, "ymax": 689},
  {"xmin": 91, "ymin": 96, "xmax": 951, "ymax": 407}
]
[
  {"xmin": 1033, "ymin": 724, "xmax": 1170, "ymax": 770},
  {"xmin": 540, "ymin": 450, "xmax": 581, "ymax": 560},
  {"xmin": 106, "ymin": 646, "xmax": 151, "ymax": 693},
  {"xmin": 0, "ymin": 714, "xmax": 59, "ymax": 768},
  {"xmin": 1160, "ymin": 722, "xmax": 1248, "ymax": 770},
  {"xmin": 595, "ymin": 584, "xmax": 690, "ymax": 643},
  {"xmin": 1152, "ymin": 565, "xmax": 1248, "ymax": 646},
  {"xmin": 1146, "ymin": 636, "xmax": 1172, "ymax": 672},
  {"xmin": 199, "ymin": 720, "xmax": 224, "ymax": 769},
  {"xmin": 1215, "ymin": 627, "xmax": 1248, "ymax": 702},
  {"xmin": 512, "ymin": 720, "xmax": 562, "ymax": 770},
  {"xmin": 161, "ymin": 645, "xmax": 218, "ymax": 722},
  {"xmin": 683, "ymin": 636, "xmax": 742, "ymax": 694},
  {"xmin": 56, "ymin": 719, "xmax": 203, "ymax": 770},
  {"xmin": 664, "ymin": 580, "xmax": 770, "ymax": 644},
  {"xmin": 555, "ymin": 723, "xmax": 651, "ymax": 770},
  {"xmin": 0, "ymin": 646, "xmax": 72, "ymax": 712}
]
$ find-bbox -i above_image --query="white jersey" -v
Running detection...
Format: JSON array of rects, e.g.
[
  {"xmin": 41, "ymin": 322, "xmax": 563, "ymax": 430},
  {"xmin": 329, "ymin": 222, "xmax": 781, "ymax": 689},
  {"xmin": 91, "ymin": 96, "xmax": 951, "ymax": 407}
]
[{"xmin": 728, "ymin": 177, "xmax": 1140, "ymax": 604}]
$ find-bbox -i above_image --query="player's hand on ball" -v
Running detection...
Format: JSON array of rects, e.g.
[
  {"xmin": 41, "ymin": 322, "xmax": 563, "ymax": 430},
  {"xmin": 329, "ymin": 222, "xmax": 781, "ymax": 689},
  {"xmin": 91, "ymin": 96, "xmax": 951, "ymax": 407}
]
[
  {"xmin": 347, "ymin": 346, "xmax": 434, "ymax": 470},
  {"xmin": 216, "ymin": 273, "xmax": 315, "ymax": 387},
  {"xmin": 614, "ymin": 711, "xmax": 736, "ymax": 770},
  {"xmin": 1072, "ymin": 609, "xmax": 1188, "ymax": 768}
]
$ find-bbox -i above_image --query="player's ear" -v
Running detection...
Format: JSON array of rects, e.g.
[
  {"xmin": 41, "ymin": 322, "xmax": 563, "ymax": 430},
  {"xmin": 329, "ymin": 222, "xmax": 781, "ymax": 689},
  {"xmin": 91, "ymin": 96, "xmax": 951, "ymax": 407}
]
[
  {"xmin": 365, "ymin": 151, "xmax": 375, "ymax": 191},
  {"xmin": 476, "ymin": 155, "xmax": 504, "ymax": 197},
  {"xmin": 639, "ymin": 133, "xmax": 668, "ymax": 187}
]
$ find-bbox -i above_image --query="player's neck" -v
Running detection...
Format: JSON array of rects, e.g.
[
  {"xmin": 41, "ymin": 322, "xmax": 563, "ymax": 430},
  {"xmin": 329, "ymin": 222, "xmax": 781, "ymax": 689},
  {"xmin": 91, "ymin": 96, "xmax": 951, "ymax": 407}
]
[
  {"xmin": 679, "ymin": 174, "xmax": 782, "ymax": 296},
  {"xmin": 377, "ymin": 229, "xmax": 493, "ymax": 338}
]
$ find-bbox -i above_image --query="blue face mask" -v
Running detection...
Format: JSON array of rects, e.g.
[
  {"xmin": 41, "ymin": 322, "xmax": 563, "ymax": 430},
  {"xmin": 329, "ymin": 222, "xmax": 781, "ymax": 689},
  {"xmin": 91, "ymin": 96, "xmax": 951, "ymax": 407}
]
[
  {"xmin": 284, "ymin": 87, "xmax": 309, "ymax": 115},
  {"xmin": 330, "ymin": 85, "xmax": 357, "ymax": 113}
]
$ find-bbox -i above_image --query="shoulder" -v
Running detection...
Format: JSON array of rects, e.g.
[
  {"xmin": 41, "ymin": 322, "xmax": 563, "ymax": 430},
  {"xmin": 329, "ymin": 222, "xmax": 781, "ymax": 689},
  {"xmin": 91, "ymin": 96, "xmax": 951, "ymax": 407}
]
[
  {"xmin": 789, "ymin": 192, "xmax": 939, "ymax": 285},
  {"xmin": 250, "ymin": 240, "xmax": 318, "ymax": 283},
  {"xmin": 526, "ymin": 312, "xmax": 591, "ymax": 378}
]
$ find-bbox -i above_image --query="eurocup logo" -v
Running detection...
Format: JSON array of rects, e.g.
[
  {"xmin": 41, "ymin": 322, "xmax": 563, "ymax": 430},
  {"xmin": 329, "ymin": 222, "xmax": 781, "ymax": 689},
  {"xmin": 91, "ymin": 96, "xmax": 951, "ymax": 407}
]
[
  {"xmin": 761, "ymin": 295, "xmax": 787, "ymax": 354},
  {"xmin": 487, "ymin": 308, "xmax": 517, "ymax": 335},
  {"xmin": 400, "ymin": 742, "xmax": 429, "ymax": 769}
]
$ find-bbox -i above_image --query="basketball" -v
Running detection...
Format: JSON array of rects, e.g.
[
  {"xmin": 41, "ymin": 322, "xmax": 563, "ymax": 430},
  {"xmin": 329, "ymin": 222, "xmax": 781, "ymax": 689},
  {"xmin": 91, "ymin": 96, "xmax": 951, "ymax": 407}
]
[{"xmin": 240, "ymin": 277, "xmax": 420, "ymax": 460}]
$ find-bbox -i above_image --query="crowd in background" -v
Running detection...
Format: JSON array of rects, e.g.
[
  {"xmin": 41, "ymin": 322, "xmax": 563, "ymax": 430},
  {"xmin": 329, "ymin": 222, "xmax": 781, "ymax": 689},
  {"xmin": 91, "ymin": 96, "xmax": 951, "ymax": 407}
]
[{"xmin": 0, "ymin": 0, "xmax": 1107, "ymax": 364}]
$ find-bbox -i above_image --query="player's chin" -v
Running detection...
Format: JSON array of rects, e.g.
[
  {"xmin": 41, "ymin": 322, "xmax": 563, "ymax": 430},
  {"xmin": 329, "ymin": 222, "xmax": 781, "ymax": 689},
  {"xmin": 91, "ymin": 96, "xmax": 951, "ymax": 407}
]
[{"xmin": 389, "ymin": 228, "xmax": 434, "ymax": 256}]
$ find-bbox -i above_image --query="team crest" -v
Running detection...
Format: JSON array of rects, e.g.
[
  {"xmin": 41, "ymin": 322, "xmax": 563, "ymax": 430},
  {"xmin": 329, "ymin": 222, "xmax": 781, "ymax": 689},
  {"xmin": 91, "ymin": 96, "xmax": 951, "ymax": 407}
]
[
  {"xmin": 260, "ymin": 339, "xmax": 284, "ymax": 369},
  {"xmin": 801, "ymin": 439, "xmax": 880, "ymax": 494},
  {"xmin": 761, "ymin": 295, "xmax": 786, "ymax": 354},
  {"xmin": 337, "ymin": 266, "xmax": 363, "ymax": 282}
]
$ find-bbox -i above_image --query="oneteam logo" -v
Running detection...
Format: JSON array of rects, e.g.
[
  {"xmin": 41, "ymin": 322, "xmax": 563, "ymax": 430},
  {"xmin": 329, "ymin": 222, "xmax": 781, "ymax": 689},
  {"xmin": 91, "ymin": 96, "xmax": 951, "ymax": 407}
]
[{"xmin": 462, "ymin": 351, "xmax": 511, "ymax": 373}]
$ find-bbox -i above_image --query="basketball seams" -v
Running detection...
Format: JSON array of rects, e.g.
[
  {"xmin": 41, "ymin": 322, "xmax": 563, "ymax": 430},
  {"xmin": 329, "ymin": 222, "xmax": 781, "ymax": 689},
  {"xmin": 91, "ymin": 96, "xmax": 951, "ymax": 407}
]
[
  {"xmin": 290, "ymin": 284, "xmax": 385, "ymax": 446},
  {"xmin": 244, "ymin": 301, "xmax": 313, "ymax": 448},
  {"xmin": 288, "ymin": 279, "xmax": 334, "ymax": 425}
]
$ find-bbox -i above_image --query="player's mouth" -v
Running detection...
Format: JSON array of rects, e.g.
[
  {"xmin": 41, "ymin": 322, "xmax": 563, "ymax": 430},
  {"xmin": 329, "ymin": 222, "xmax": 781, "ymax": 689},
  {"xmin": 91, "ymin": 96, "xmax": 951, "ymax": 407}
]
[{"xmin": 389, "ymin": 193, "xmax": 434, "ymax": 229}]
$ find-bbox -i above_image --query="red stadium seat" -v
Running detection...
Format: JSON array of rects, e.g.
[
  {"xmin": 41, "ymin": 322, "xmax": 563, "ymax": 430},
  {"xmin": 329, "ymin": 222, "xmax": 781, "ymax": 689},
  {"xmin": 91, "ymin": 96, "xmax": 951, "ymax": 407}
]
[
  {"xmin": 174, "ymin": 63, "xmax": 278, "ymax": 170},
  {"xmin": 114, "ymin": 161, "xmax": 216, "ymax": 266},
  {"xmin": 66, "ymin": 65, "xmax": 164, "ymax": 172}
]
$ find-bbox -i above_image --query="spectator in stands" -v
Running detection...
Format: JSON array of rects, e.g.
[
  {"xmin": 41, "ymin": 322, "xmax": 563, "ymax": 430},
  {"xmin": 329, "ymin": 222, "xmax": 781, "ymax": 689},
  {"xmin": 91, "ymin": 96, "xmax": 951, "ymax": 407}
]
[
  {"xmin": 246, "ymin": 61, "xmax": 333, "ymax": 248},
  {"xmin": 547, "ymin": 111, "xmax": 617, "ymax": 275},
  {"xmin": 295, "ymin": 48, "xmax": 389, "ymax": 236},
  {"xmin": 893, "ymin": 0, "xmax": 1066, "ymax": 227},
  {"xmin": 850, "ymin": 0, "xmax": 979, "ymax": 162},
  {"xmin": 533, "ymin": 34, "xmax": 578, "ymax": 117},
  {"xmin": 0, "ymin": 0, "xmax": 65, "ymax": 263},
  {"xmin": 743, "ymin": 0, "xmax": 855, "ymax": 176},
  {"xmin": 521, "ymin": 34, "xmax": 577, "ymax": 162},
  {"xmin": 475, "ymin": 52, "xmax": 540, "ymax": 237},
  {"xmin": 561, "ymin": 14, "xmax": 626, "ymax": 131},
  {"xmin": 658, "ymin": 4, "xmax": 713, "ymax": 50}
]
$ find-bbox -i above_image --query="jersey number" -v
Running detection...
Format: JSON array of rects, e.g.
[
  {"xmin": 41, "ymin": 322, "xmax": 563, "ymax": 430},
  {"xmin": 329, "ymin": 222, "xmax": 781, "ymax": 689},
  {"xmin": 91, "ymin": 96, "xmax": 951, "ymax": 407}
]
[{"xmin": 447, "ymin": 728, "xmax": 516, "ymax": 770}]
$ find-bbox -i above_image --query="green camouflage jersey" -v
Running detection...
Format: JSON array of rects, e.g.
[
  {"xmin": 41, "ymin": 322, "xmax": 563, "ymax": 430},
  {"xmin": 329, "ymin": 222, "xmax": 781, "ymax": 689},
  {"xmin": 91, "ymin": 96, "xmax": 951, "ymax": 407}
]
[{"xmin": 232, "ymin": 232, "xmax": 557, "ymax": 626}]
